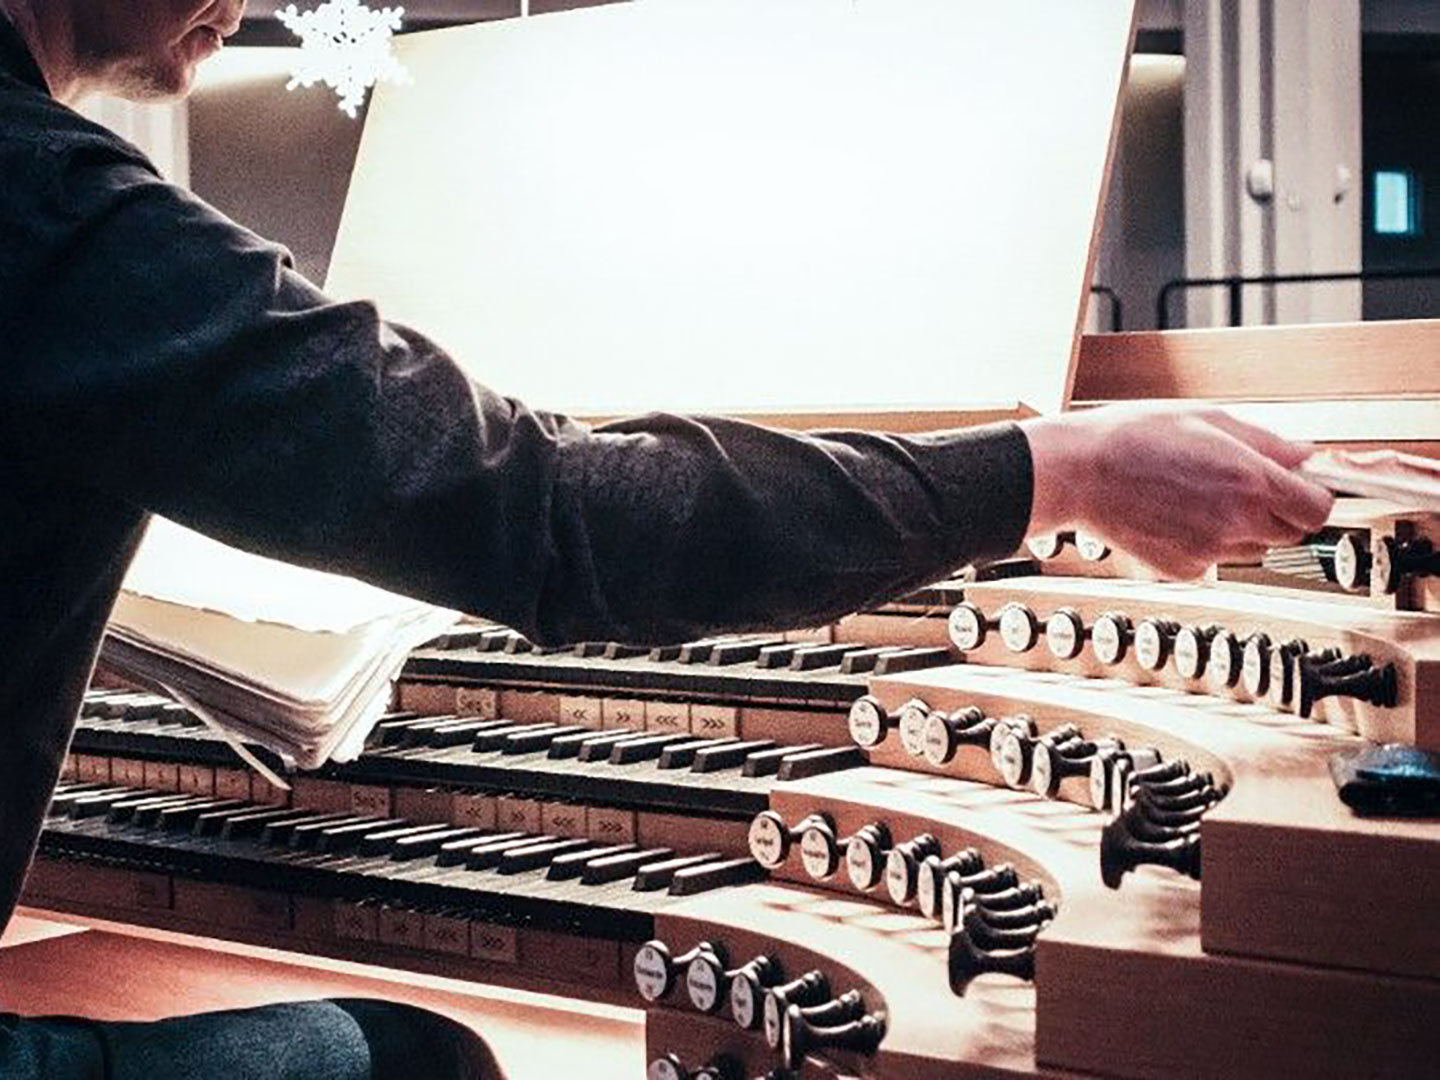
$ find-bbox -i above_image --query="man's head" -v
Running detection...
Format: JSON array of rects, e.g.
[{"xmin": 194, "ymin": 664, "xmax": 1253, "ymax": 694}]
[{"xmin": 3, "ymin": 0, "xmax": 245, "ymax": 102}]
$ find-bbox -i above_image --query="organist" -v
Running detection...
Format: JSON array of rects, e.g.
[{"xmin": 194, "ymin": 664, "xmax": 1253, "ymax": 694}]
[{"xmin": 0, "ymin": 1, "xmax": 1334, "ymax": 1077}]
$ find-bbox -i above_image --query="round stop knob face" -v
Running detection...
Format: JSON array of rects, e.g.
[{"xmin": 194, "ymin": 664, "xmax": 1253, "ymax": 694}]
[
  {"xmin": 747, "ymin": 812, "xmax": 788, "ymax": 868},
  {"xmin": 1045, "ymin": 609, "xmax": 1084, "ymax": 660},
  {"xmin": 1334, "ymin": 533, "xmax": 1366, "ymax": 591},
  {"xmin": 999, "ymin": 604, "xmax": 1039, "ymax": 653},
  {"xmin": 1030, "ymin": 743, "xmax": 1057, "ymax": 797},
  {"xmin": 898, "ymin": 700, "xmax": 930, "ymax": 757},
  {"xmin": 763, "ymin": 993, "xmax": 785, "ymax": 1049},
  {"xmin": 634, "ymin": 943, "xmax": 672, "ymax": 1002},
  {"xmin": 1134, "ymin": 621, "xmax": 1167, "ymax": 671},
  {"xmin": 1208, "ymin": 632, "xmax": 1241, "ymax": 690},
  {"xmin": 1374, "ymin": 536, "xmax": 1397, "ymax": 593},
  {"xmin": 846, "ymin": 834, "xmax": 881, "ymax": 890},
  {"xmin": 1026, "ymin": 533, "xmax": 1064, "ymax": 559},
  {"xmin": 1242, "ymin": 637, "xmax": 1270, "ymax": 696},
  {"xmin": 885, "ymin": 848, "xmax": 916, "ymax": 905},
  {"xmin": 647, "ymin": 1056, "xmax": 683, "ymax": 1080},
  {"xmin": 847, "ymin": 696, "xmax": 886, "ymax": 747},
  {"xmin": 800, "ymin": 824, "xmax": 838, "ymax": 879},
  {"xmin": 1174, "ymin": 627, "xmax": 1205, "ymax": 679},
  {"xmin": 730, "ymin": 973, "xmax": 759, "ymax": 1029},
  {"xmin": 948, "ymin": 603, "xmax": 987, "ymax": 650},
  {"xmin": 1075, "ymin": 530, "xmax": 1110, "ymax": 561},
  {"xmin": 1092, "ymin": 615, "xmax": 1127, "ymax": 665},
  {"xmin": 686, "ymin": 953, "xmax": 723, "ymax": 1012},
  {"xmin": 995, "ymin": 730, "xmax": 1028, "ymax": 787},
  {"xmin": 922, "ymin": 713, "xmax": 957, "ymax": 766}
]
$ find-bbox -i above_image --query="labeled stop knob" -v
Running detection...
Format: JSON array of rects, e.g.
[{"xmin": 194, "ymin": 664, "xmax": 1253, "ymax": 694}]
[
  {"xmin": 727, "ymin": 955, "xmax": 783, "ymax": 1030},
  {"xmin": 799, "ymin": 817, "xmax": 842, "ymax": 880},
  {"xmin": 922, "ymin": 706, "xmax": 991, "ymax": 766},
  {"xmin": 1026, "ymin": 532, "xmax": 1072, "ymax": 560},
  {"xmin": 1045, "ymin": 607, "xmax": 1088, "ymax": 661},
  {"xmin": 1374, "ymin": 535, "xmax": 1440, "ymax": 594},
  {"xmin": 1334, "ymin": 532, "xmax": 1371, "ymax": 592},
  {"xmin": 748, "ymin": 810, "xmax": 831, "ymax": 870},
  {"xmin": 1134, "ymin": 617, "xmax": 1180, "ymax": 672},
  {"xmin": 1074, "ymin": 529, "xmax": 1110, "ymax": 561},
  {"xmin": 885, "ymin": 833, "xmax": 943, "ymax": 906},
  {"xmin": 1173, "ymin": 624, "xmax": 1220, "ymax": 680},
  {"xmin": 686, "ymin": 948, "xmax": 774, "ymax": 1014},
  {"xmin": 762, "ymin": 971, "xmax": 830, "ymax": 1049},
  {"xmin": 634, "ymin": 939, "xmax": 725, "ymax": 1002},
  {"xmin": 1207, "ymin": 630, "xmax": 1245, "ymax": 691},
  {"xmin": 896, "ymin": 698, "xmax": 933, "ymax": 757},
  {"xmin": 1241, "ymin": 633, "xmax": 1274, "ymax": 697},
  {"xmin": 998, "ymin": 603, "xmax": 1042, "ymax": 653},
  {"xmin": 1091, "ymin": 611, "xmax": 1133, "ymax": 665},
  {"xmin": 846, "ymin": 695, "xmax": 892, "ymax": 748},
  {"xmin": 916, "ymin": 849, "xmax": 985, "ymax": 921},
  {"xmin": 948, "ymin": 602, "xmax": 997, "ymax": 651},
  {"xmin": 845, "ymin": 822, "xmax": 894, "ymax": 891}
]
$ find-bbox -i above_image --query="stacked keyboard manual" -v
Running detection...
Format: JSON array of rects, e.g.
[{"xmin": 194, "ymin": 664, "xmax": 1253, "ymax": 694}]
[{"xmin": 102, "ymin": 517, "xmax": 457, "ymax": 770}]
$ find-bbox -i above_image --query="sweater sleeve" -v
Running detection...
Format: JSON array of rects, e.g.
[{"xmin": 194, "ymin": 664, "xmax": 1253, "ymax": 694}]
[{"xmin": 1, "ymin": 146, "xmax": 1032, "ymax": 645}]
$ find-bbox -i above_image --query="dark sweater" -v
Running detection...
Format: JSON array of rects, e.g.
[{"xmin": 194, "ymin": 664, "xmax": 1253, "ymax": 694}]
[{"xmin": 0, "ymin": 15, "xmax": 1032, "ymax": 940}]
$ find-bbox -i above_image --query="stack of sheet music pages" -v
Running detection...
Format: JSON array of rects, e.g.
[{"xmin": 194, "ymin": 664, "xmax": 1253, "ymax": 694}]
[{"xmin": 102, "ymin": 517, "xmax": 458, "ymax": 771}]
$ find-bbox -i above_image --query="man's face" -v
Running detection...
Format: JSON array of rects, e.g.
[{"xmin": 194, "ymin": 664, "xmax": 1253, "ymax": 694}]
[{"xmin": 76, "ymin": 1, "xmax": 246, "ymax": 100}]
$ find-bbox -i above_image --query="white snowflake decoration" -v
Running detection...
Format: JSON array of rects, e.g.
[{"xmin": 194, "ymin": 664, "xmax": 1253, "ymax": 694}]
[{"xmin": 277, "ymin": 1, "xmax": 410, "ymax": 119}]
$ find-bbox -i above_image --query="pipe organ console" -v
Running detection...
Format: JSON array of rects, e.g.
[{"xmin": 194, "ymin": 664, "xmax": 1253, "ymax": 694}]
[{"xmin": 24, "ymin": 323, "xmax": 1440, "ymax": 1079}]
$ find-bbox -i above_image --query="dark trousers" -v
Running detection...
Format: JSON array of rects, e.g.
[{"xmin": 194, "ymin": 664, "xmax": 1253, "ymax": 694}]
[{"xmin": 1, "ymin": 1002, "xmax": 374, "ymax": 1079}]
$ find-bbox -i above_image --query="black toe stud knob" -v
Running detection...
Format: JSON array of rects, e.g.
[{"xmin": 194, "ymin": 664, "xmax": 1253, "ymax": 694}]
[
  {"xmin": 782, "ymin": 1003, "xmax": 885, "ymax": 1071},
  {"xmin": 947, "ymin": 931, "xmax": 1035, "ymax": 992},
  {"xmin": 1298, "ymin": 657, "xmax": 1399, "ymax": 719},
  {"xmin": 762, "ymin": 971, "xmax": 831, "ymax": 1049},
  {"xmin": 1374, "ymin": 535, "xmax": 1440, "ymax": 595},
  {"xmin": 1099, "ymin": 816, "xmax": 1202, "ymax": 889}
]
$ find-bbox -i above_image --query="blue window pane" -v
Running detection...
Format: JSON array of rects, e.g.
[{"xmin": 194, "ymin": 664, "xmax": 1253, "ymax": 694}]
[{"xmin": 1374, "ymin": 170, "xmax": 1417, "ymax": 236}]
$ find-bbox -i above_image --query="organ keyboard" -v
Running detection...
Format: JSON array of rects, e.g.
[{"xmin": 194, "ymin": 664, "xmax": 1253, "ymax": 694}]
[{"xmin": 25, "ymin": 322, "xmax": 1440, "ymax": 1078}]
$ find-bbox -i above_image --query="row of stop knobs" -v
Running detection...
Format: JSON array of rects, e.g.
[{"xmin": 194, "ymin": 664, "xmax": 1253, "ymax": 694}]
[
  {"xmin": 635, "ymin": 939, "xmax": 884, "ymax": 1072},
  {"xmin": 849, "ymin": 695, "xmax": 1213, "ymax": 815},
  {"xmin": 747, "ymin": 811, "xmax": 1054, "ymax": 986},
  {"xmin": 948, "ymin": 602, "xmax": 1399, "ymax": 718}
]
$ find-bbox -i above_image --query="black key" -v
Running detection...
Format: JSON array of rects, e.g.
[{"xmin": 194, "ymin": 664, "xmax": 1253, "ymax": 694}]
[
  {"xmin": 472, "ymin": 723, "xmax": 557, "ymax": 752},
  {"xmin": 219, "ymin": 807, "xmax": 310, "ymax": 840},
  {"xmin": 692, "ymin": 739, "xmax": 777, "ymax": 774},
  {"xmin": 551, "ymin": 728, "xmax": 633, "ymax": 760},
  {"xmin": 777, "ymin": 746, "xmax": 865, "ymax": 781},
  {"xmin": 709, "ymin": 639, "xmax": 787, "ymax": 666},
  {"xmin": 647, "ymin": 644, "xmax": 685, "ymax": 661},
  {"xmin": 430, "ymin": 626, "xmax": 495, "ymax": 650},
  {"xmin": 193, "ymin": 803, "xmax": 273, "ymax": 837},
  {"xmin": 658, "ymin": 738, "xmax": 738, "ymax": 770},
  {"xmin": 437, "ymin": 831, "xmax": 526, "ymax": 867},
  {"xmin": 602, "ymin": 643, "xmax": 649, "ymax": 660},
  {"xmin": 390, "ymin": 826, "xmax": 490, "ymax": 861},
  {"xmin": 610, "ymin": 733, "xmax": 693, "ymax": 765},
  {"xmin": 546, "ymin": 843, "xmax": 639, "ymax": 880},
  {"xmin": 839, "ymin": 647, "xmax": 907, "ymax": 675},
  {"xmin": 677, "ymin": 638, "xmax": 728, "ymax": 664},
  {"xmin": 156, "ymin": 702, "xmax": 202, "ymax": 727},
  {"xmin": 262, "ymin": 812, "xmax": 354, "ymax": 846},
  {"xmin": 476, "ymin": 629, "xmax": 515, "ymax": 652},
  {"xmin": 313, "ymin": 817, "xmax": 409, "ymax": 853},
  {"xmin": 755, "ymin": 644, "xmax": 803, "ymax": 669},
  {"xmin": 69, "ymin": 787, "xmax": 145, "ymax": 818},
  {"xmin": 742, "ymin": 743, "xmax": 822, "ymax": 777},
  {"xmin": 581, "ymin": 847, "xmax": 676, "ymax": 885},
  {"xmin": 502, "ymin": 635, "xmax": 534, "ymax": 654},
  {"xmin": 158, "ymin": 798, "xmax": 245, "ymax": 831},
  {"xmin": 85, "ymin": 693, "xmax": 152, "ymax": 719},
  {"xmin": 134, "ymin": 796, "xmax": 214, "ymax": 829},
  {"xmin": 419, "ymin": 719, "xmax": 511, "ymax": 749},
  {"xmin": 504, "ymin": 724, "xmax": 587, "ymax": 755},
  {"xmin": 668, "ymin": 857, "xmax": 766, "ymax": 896},
  {"xmin": 290, "ymin": 815, "xmax": 385, "ymax": 850},
  {"xmin": 574, "ymin": 730, "xmax": 642, "ymax": 762},
  {"xmin": 633, "ymin": 852, "xmax": 723, "ymax": 892},
  {"xmin": 872, "ymin": 647, "xmax": 953, "ymax": 675},
  {"xmin": 114, "ymin": 697, "xmax": 169, "ymax": 720},
  {"xmin": 466, "ymin": 834, "xmax": 551, "ymax": 870},
  {"xmin": 357, "ymin": 824, "xmax": 454, "ymax": 858},
  {"xmin": 573, "ymin": 642, "xmax": 610, "ymax": 658},
  {"xmin": 51, "ymin": 785, "xmax": 128, "ymax": 815},
  {"xmin": 496, "ymin": 837, "xmax": 595, "ymax": 875},
  {"xmin": 790, "ymin": 644, "xmax": 863, "ymax": 671},
  {"xmin": 376, "ymin": 715, "xmax": 456, "ymax": 747},
  {"xmin": 108, "ymin": 793, "xmax": 193, "ymax": 825}
]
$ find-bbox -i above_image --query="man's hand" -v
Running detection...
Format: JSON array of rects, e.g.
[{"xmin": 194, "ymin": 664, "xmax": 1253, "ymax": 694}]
[{"xmin": 1020, "ymin": 404, "xmax": 1335, "ymax": 580}]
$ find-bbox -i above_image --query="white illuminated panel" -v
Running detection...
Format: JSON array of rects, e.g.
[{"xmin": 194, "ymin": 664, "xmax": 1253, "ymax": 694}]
[{"xmin": 328, "ymin": 0, "xmax": 1136, "ymax": 416}]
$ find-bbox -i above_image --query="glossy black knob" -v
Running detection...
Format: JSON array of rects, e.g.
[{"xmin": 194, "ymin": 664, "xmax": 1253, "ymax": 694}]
[
  {"xmin": 634, "ymin": 939, "xmax": 726, "ymax": 1002},
  {"xmin": 762, "ymin": 972, "xmax": 830, "ymax": 1049},
  {"xmin": 947, "ymin": 931, "xmax": 1035, "ymax": 991},
  {"xmin": 646, "ymin": 1054, "xmax": 741, "ymax": 1080},
  {"xmin": 747, "ymin": 810, "xmax": 830, "ymax": 870},
  {"xmin": 782, "ymin": 1003, "xmax": 885, "ymax": 1071},
  {"xmin": 987, "ymin": 713, "xmax": 1038, "ymax": 764},
  {"xmin": 1374, "ymin": 535, "xmax": 1440, "ymax": 594},
  {"xmin": 885, "ymin": 833, "xmax": 943, "ymax": 906},
  {"xmin": 1091, "ymin": 611, "xmax": 1132, "ymax": 665},
  {"xmin": 940, "ymin": 865, "xmax": 1022, "ymax": 933},
  {"xmin": 1100, "ymin": 816, "xmax": 1202, "ymax": 888},
  {"xmin": 1267, "ymin": 639, "xmax": 1316, "ymax": 707},
  {"xmin": 1044, "ymin": 607, "xmax": 1088, "ymax": 661},
  {"xmin": 994, "ymin": 723, "xmax": 1081, "ymax": 789},
  {"xmin": 921, "ymin": 706, "xmax": 992, "ymax": 766},
  {"xmin": 726, "ymin": 955, "xmax": 783, "ymax": 1030},
  {"xmin": 948, "ymin": 601, "xmax": 997, "ymax": 651},
  {"xmin": 998, "ymin": 603, "xmax": 1042, "ymax": 653},
  {"xmin": 961, "ymin": 906, "xmax": 1045, "ymax": 951},
  {"xmin": 1298, "ymin": 659, "xmax": 1399, "ymax": 719},
  {"xmin": 846, "ymin": 695, "xmax": 892, "ymax": 748},
  {"xmin": 844, "ymin": 823, "xmax": 894, "ymax": 891},
  {"xmin": 964, "ymin": 892, "xmax": 1057, "ymax": 931}
]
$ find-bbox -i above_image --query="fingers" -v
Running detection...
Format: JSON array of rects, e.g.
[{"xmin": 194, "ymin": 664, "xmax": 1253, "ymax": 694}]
[
  {"xmin": 1202, "ymin": 409, "xmax": 1315, "ymax": 470},
  {"xmin": 1257, "ymin": 455, "xmax": 1334, "ymax": 533}
]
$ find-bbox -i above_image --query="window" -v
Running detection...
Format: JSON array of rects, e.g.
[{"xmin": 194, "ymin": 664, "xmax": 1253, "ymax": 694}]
[{"xmin": 1373, "ymin": 170, "xmax": 1420, "ymax": 236}]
